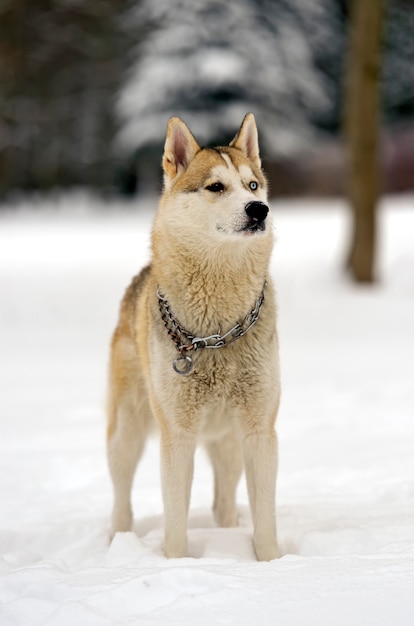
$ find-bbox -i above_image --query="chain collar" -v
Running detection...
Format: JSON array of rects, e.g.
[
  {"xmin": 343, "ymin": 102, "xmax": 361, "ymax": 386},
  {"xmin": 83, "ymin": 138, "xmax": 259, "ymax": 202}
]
[{"xmin": 157, "ymin": 282, "xmax": 266, "ymax": 375}]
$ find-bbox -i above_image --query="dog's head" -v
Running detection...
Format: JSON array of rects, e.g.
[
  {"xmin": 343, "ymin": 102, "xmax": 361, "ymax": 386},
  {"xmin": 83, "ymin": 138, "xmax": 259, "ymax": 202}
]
[{"xmin": 157, "ymin": 114, "xmax": 272, "ymax": 247}]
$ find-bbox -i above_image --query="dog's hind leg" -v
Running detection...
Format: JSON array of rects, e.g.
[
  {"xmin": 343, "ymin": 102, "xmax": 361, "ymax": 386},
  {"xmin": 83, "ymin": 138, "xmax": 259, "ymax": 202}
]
[
  {"xmin": 107, "ymin": 391, "xmax": 150, "ymax": 537},
  {"xmin": 107, "ymin": 337, "xmax": 151, "ymax": 538},
  {"xmin": 206, "ymin": 430, "xmax": 243, "ymax": 527}
]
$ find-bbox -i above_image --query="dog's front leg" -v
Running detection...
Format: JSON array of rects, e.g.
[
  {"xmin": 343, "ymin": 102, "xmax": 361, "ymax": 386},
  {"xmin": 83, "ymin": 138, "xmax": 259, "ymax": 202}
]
[
  {"xmin": 243, "ymin": 427, "xmax": 278, "ymax": 561},
  {"xmin": 160, "ymin": 426, "xmax": 196, "ymax": 558}
]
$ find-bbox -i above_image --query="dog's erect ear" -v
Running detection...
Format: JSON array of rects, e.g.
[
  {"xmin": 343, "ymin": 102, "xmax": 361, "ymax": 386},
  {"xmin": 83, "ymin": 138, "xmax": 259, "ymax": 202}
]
[
  {"xmin": 163, "ymin": 117, "xmax": 200, "ymax": 185},
  {"xmin": 229, "ymin": 113, "xmax": 261, "ymax": 169}
]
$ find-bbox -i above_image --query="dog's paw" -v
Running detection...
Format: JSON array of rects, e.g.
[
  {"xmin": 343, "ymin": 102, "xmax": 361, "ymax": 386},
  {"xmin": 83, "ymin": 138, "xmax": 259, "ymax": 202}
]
[
  {"xmin": 110, "ymin": 508, "xmax": 133, "ymax": 540},
  {"xmin": 253, "ymin": 536, "xmax": 279, "ymax": 561},
  {"xmin": 213, "ymin": 506, "xmax": 239, "ymax": 528},
  {"xmin": 164, "ymin": 533, "xmax": 188, "ymax": 558}
]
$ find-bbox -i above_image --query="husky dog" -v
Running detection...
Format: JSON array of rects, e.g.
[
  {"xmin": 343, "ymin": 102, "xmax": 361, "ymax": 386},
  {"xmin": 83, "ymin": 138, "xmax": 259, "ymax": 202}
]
[{"xmin": 107, "ymin": 114, "xmax": 280, "ymax": 561}]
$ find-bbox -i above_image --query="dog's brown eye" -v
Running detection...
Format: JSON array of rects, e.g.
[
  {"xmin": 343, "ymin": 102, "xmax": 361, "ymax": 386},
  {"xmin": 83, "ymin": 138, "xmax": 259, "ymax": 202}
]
[
  {"xmin": 249, "ymin": 181, "xmax": 258, "ymax": 191},
  {"xmin": 206, "ymin": 182, "xmax": 224, "ymax": 193}
]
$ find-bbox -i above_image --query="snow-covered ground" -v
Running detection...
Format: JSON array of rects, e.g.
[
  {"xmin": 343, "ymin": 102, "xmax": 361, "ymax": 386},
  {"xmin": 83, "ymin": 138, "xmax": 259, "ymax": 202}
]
[{"xmin": 0, "ymin": 193, "xmax": 413, "ymax": 625}]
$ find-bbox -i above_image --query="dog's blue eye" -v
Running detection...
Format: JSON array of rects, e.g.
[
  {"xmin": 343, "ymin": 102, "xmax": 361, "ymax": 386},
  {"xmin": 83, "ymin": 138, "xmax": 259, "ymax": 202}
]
[
  {"xmin": 206, "ymin": 182, "xmax": 224, "ymax": 193},
  {"xmin": 249, "ymin": 181, "xmax": 258, "ymax": 191}
]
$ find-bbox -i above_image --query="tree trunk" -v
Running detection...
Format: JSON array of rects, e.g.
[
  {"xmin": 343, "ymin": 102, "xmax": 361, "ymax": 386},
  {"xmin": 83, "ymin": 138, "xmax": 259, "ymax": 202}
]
[{"xmin": 345, "ymin": 0, "xmax": 385, "ymax": 283}]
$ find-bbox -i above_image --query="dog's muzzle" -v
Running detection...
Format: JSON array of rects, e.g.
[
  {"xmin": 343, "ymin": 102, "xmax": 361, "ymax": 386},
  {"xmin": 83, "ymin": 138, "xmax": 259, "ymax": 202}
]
[{"xmin": 243, "ymin": 201, "xmax": 269, "ymax": 232}]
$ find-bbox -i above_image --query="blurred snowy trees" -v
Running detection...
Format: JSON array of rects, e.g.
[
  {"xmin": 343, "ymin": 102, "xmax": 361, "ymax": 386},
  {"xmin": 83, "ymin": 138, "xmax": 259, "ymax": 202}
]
[
  {"xmin": 117, "ymin": 0, "xmax": 337, "ymax": 160},
  {"xmin": 382, "ymin": 0, "xmax": 414, "ymax": 123},
  {"xmin": 1, "ymin": 0, "xmax": 414, "ymax": 196},
  {"xmin": 345, "ymin": 0, "xmax": 385, "ymax": 283},
  {"xmin": 0, "ymin": 0, "xmax": 137, "ymax": 195}
]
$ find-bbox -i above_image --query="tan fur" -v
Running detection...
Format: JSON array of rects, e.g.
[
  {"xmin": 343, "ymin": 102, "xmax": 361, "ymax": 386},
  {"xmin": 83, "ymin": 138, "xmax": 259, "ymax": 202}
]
[{"xmin": 107, "ymin": 113, "xmax": 281, "ymax": 561}]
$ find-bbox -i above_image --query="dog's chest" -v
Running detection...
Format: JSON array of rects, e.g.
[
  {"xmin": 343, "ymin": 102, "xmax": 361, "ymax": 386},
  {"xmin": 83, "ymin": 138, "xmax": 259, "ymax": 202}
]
[
  {"xmin": 196, "ymin": 395, "xmax": 235, "ymax": 440},
  {"xmin": 175, "ymin": 354, "xmax": 249, "ymax": 434}
]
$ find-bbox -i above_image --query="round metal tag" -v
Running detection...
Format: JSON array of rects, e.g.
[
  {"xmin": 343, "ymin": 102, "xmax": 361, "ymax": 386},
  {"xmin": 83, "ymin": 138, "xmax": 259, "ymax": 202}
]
[{"xmin": 173, "ymin": 355, "xmax": 193, "ymax": 375}]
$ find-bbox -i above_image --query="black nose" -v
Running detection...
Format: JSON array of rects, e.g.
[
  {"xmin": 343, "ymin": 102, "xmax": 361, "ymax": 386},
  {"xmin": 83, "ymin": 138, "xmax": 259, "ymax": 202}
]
[{"xmin": 245, "ymin": 201, "xmax": 269, "ymax": 222}]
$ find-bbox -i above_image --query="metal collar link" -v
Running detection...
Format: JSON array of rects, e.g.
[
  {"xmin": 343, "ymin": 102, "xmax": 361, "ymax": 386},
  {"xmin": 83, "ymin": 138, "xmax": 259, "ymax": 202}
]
[{"xmin": 157, "ymin": 282, "xmax": 266, "ymax": 375}]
